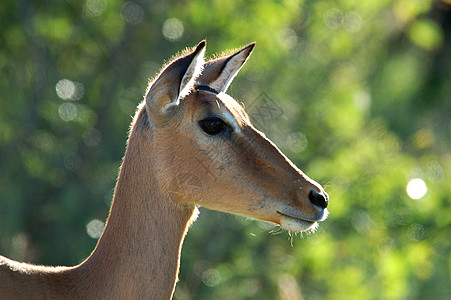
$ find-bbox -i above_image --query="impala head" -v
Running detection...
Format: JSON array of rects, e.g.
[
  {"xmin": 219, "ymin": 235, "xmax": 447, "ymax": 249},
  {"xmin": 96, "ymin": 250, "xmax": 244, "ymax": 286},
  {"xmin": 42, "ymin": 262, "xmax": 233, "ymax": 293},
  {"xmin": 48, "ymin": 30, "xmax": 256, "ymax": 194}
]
[{"xmin": 141, "ymin": 41, "xmax": 328, "ymax": 232}]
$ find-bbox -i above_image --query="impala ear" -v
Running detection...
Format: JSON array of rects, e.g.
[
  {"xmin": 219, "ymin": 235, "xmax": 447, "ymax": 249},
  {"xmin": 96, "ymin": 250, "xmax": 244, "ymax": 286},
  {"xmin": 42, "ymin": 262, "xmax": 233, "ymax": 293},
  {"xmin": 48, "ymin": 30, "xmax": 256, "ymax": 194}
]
[
  {"xmin": 145, "ymin": 41, "xmax": 206, "ymax": 122},
  {"xmin": 197, "ymin": 42, "xmax": 255, "ymax": 93}
]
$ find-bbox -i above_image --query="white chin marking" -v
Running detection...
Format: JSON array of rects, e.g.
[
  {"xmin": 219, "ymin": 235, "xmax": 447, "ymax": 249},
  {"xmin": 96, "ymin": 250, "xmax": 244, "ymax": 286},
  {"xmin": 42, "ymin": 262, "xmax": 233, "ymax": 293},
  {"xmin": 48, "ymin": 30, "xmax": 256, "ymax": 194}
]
[{"xmin": 280, "ymin": 218, "xmax": 318, "ymax": 233}]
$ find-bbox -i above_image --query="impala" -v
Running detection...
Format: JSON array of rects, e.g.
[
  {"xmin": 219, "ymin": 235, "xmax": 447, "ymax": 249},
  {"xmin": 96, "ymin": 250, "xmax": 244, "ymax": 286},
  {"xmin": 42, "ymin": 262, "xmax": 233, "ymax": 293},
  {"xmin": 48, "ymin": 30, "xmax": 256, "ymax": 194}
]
[{"xmin": 0, "ymin": 41, "xmax": 329, "ymax": 299}]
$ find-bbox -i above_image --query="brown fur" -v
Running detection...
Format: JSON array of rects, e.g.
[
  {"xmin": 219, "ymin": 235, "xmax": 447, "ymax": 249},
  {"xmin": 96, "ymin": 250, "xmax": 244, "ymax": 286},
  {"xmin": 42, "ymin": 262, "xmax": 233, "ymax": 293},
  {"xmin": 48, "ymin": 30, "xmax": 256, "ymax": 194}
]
[{"xmin": 0, "ymin": 41, "xmax": 328, "ymax": 299}]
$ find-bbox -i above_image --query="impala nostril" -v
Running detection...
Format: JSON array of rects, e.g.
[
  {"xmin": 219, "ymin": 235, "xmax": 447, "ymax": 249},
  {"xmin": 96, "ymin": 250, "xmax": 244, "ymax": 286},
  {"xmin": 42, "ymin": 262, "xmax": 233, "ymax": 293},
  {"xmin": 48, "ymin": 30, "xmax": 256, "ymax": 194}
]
[{"xmin": 308, "ymin": 189, "xmax": 328, "ymax": 209}]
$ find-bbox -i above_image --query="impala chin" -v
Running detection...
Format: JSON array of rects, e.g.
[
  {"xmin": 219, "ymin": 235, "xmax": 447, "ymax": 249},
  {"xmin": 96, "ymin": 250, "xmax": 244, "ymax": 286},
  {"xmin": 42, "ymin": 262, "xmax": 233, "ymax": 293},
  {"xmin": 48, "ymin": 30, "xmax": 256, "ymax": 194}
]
[
  {"xmin": 280, "ymin": 218, "xmax": 319, "ymax": 233},
  {"xmin": 277, "ymin": 209, "xmax": 329, "ymax": 233},
  {"xmin": 280, "ymin": 217, "xmax": 318, "ymax": 232}
]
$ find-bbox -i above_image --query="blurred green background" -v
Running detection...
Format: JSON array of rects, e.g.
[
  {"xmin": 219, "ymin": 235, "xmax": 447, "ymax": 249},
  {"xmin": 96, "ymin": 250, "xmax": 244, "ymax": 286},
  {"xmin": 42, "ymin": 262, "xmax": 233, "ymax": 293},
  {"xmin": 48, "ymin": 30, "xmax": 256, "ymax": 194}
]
[{"xmin": 1, "ymin": 0, "xmax": 450, "ymax": 299}]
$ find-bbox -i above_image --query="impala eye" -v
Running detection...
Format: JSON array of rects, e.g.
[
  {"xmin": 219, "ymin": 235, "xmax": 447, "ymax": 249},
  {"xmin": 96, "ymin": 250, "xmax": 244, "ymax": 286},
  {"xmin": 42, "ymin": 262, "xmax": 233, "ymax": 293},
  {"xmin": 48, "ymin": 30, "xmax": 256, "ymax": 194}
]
[{"xmin": 198, "ymin": 117, "xmax": 229, "ymax": 135}]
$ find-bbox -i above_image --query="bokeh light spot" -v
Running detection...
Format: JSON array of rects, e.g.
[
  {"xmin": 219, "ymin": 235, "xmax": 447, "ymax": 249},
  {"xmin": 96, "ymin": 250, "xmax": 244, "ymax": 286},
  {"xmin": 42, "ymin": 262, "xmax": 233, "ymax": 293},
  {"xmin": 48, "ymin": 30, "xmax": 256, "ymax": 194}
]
[
  {"xmin": 58, "ymin": 102, "xmax": 78, "ymax": 121},
  {"xmin": 56, "ymin": 79, "xmax": 84, "ymax": 101},
  {"xmin": 121, "ymin": 1, "xmax": 144, "ymax": 25},
  {"xmin": 56, "ymin": 79, "xmax": 75, "ymax": 100},
  {"xmin": 202, "ymin": 268, "xmax": 221, "ymax": 287},
  {"xmin": 324, "ymin": 8, "xmax": 344, "ymax": 30},
  {"xmin": 162, "ymin": 18, "xmax": 184, "ymax": 42},
  {"xmin": 83, "ymin": 128, "xmax": 102, "ymax": 147},
  {"xmin": 63, "ymin": 153, "xmax": 82, "ymax": 171},
  {"xmin": 278, "ymin": 28, "xmax": 298, "ymax": 50},
  {"xmin": 354, "ymin": 90, "xmax": 371, "ymax": 111},
  {"xmin": 285, "ymin": 132, "xmax": 308, "ymax": 153},
  {"xmin": 406, "ymin": 178, "xmax": 427, "ymax": 200},
  {"xmin": 344, "ymin": 12, "xmax": 363, "ymax": 33},
  {"xmin": 85, "ymin": 0, "xmax": 107, "ymax": 17},
  {"xmin": 86, "ymin": 219, "xmax": 105, "ymax": 239}
]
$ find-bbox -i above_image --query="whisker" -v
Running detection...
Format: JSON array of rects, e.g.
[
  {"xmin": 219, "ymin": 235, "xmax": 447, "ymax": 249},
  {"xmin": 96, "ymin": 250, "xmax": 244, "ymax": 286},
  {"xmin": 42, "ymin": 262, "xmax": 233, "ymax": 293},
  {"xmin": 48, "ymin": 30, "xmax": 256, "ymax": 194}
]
[
  {"xmin": 269, "ymin": 226, "xmax": 285, "ymax": 235},
  {"xmin": 288, "ymin": 231, "xmax": 294, "ymax": 247}
]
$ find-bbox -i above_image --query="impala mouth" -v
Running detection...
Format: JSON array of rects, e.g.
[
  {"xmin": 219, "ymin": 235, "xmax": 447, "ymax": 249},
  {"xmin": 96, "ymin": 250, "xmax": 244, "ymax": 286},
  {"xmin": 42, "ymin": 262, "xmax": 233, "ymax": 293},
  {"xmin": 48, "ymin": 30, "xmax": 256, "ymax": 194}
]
[{"xmin": 276, "ymin": 211, "xmax": 326, "ymax": 232}]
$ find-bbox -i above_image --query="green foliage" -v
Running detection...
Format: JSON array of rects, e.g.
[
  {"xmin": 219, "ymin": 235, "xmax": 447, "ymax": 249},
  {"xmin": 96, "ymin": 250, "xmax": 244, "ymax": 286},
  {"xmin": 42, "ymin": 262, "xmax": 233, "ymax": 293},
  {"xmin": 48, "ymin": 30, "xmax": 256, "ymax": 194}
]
[{"xmin": 1, "ymin": 0, "xmax": 450, "ymax": 298}]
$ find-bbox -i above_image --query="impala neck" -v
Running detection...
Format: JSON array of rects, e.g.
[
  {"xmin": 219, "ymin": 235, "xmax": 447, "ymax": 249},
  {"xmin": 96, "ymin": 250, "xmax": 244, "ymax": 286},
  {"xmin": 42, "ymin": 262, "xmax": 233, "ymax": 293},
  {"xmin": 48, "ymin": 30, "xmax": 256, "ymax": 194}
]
[{"xmin": 76, "ymin": 114, "xmax": 196, "ymax": 299}]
